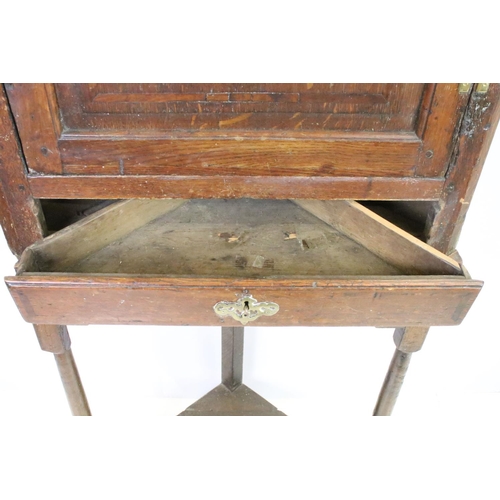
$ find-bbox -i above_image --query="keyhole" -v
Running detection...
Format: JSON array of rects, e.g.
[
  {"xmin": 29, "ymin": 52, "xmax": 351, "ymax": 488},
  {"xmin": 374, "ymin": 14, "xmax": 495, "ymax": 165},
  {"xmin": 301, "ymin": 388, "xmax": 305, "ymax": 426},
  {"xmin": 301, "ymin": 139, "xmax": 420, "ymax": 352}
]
[{"xmin": 242, "ymin": 300, "xmax": 250, "ymax": 316}]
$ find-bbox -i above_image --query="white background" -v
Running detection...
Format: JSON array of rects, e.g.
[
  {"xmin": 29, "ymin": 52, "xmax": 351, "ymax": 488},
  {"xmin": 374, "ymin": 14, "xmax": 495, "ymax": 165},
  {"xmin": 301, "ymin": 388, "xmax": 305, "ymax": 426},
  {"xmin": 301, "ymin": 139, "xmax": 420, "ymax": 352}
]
[{"xmin": 1, "ymin": 111, "xmax": 499, "ymax": 418}]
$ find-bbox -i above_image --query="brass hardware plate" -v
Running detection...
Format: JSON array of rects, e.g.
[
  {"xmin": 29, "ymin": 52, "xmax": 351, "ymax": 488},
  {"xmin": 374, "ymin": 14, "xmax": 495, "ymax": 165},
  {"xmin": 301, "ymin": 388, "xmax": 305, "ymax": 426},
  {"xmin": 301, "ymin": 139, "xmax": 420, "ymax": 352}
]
[
  {"xmin": 459, "ymin": 83, "xmax": 489, "ymax": 94},
  {"xmin": 213, "ymin": 294, "xmax": 279, "ymax": 325},
  {"xmin": 476, "ymin": 83, "xmax": 489, "ymax": 94}
]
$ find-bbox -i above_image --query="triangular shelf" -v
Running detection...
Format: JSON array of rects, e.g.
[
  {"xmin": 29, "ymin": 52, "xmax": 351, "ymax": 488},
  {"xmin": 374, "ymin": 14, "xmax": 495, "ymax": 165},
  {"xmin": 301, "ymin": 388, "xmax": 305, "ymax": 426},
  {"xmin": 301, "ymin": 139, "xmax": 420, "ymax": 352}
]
[{"xmin": 178, "ymin": 384, "xmax": 286, "ymax": 416}]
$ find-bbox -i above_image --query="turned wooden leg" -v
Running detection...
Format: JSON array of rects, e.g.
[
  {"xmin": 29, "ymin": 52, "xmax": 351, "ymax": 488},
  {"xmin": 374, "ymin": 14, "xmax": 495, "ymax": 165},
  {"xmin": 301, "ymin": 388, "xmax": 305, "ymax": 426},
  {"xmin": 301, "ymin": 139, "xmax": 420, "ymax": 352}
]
[
  {"xmin": 34, "ymin": 325, "xmax": 91, "ymax": 416},
  {"xmin": 373, "ymin": 327, "xmax": 429, "ymax": 416},
  {"xmin": 373, "ymin": 348, "xmax": 413, "ymax": 416},
  {"xmin": 221, "ymin": 326, "xmax": 244, "ymax": 391}
]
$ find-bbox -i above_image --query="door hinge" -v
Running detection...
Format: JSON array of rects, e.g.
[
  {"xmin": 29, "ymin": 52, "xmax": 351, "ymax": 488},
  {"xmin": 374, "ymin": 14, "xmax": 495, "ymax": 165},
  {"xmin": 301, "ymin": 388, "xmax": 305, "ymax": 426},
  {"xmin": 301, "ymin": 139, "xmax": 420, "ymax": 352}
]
[{"xmin": 459, "ymin": 83, "xmax": 489, "ymax": 94}]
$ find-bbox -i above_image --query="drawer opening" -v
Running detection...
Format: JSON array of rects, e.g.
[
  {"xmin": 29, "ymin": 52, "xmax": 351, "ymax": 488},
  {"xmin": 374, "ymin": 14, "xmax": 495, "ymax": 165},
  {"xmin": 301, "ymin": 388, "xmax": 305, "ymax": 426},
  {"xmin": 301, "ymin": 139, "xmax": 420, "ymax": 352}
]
[
  {"xmin": 38, "ymin": 199, "xmax": 434, "ymax": 243},
  {"xmin": 40, "ymin": 199, "xmax": 117, "ymax": 234},
  {"xmin": 18, "ymin": 198, "xmax": 462, "ymax": 278}
]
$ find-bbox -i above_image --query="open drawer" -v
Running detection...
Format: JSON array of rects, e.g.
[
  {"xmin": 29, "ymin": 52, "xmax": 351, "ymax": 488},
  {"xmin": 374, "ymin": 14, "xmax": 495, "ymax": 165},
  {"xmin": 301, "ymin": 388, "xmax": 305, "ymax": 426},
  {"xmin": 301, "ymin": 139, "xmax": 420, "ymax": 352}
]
[{"xmin": 5, "ymin": 199, "xmax": 482, "ymax": 327}]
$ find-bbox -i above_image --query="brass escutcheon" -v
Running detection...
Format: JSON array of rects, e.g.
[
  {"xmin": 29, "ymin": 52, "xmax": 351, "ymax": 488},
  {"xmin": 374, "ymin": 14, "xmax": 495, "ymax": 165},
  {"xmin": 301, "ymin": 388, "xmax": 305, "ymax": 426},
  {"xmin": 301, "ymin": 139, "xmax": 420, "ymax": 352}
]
[{"xmin": 213, "ymin": 294, "xmax": 279, "ymax": 325}]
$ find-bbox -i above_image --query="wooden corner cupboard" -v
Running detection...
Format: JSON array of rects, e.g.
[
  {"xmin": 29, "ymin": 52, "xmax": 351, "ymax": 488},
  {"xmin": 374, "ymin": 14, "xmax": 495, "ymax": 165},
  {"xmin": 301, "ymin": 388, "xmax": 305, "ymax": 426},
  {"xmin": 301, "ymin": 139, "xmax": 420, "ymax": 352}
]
[{"xmin": 1, "ymin": 83, "xmax": 499, "ymax": 416}]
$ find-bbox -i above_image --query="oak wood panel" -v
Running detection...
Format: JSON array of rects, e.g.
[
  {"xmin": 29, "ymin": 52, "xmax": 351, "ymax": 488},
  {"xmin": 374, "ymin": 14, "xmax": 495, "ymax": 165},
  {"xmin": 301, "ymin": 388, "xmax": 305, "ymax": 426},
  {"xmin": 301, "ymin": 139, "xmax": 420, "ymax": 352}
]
[
  {"xmin": 5, "ymin": 84, "xmax": 63, "ymax": 174},
  {"xmin": 0, "ymin": 86, "xmax": 46, "ymax": 256},
  {"xmin": 58, "ymin": 134, "xmax": 420, "ymax": 177},
  {"xmin": 6, "ymin": 276, "xmax": 482, "ymax": 327},
  {"xmin": 56, "ymin": 84, "xmax": 424, "ymax": 132},
  {"xmin": 28, "ymin": 175, "xmax": 445, "ymax": 200},
  {"xmin": 415, "ymin": 85, "xmax": 436, "ymax": 138},
  {"xmin": 6, "ymin": 84, "xmax": 468, "ymax": 182},
  {"xmin": 414, "ymin": 83, "xmax": 471, "ymax": 177}
]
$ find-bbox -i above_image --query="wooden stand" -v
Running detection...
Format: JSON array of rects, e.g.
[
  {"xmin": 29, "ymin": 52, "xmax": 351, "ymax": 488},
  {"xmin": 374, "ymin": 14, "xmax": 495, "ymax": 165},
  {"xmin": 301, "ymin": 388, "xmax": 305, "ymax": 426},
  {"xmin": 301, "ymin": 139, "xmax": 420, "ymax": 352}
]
[
  {"xmin": 1, "ymin": 83, "xmax": 499, "ymax": 416},
  {"xmin": 179, "ymin": 327, "xmax": 286, "ymax": 416}
]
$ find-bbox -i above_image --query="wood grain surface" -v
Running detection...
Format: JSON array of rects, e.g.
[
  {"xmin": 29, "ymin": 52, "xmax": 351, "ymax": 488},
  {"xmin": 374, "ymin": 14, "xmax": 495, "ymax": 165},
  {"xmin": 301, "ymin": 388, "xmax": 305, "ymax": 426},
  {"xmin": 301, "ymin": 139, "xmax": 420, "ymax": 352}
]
[
  {"xmin": 392, "ymin": 326, "xmax": 429, "ymax": 353},
  {"xmin": 32, "ymin": 199, "xmax": 185, "ymax": 270},
  {"xmin": 428, "ymin": 83, "xmax": 500, "ymax": 252},
  {"xmin": 28, "ymin": 174, "xmax": 445, "ymax": 200},
  {"xmin": 295, "ymin": 200, "xmax": 462, "ymax": 275},
  {"xmin": 5, "ymin": 84, "xmax": 63, "ymax": 174},
  {"xmin": 4, "ymin": 84, "xmax": 471, "ymax": 194},
  {"xmin": 0, "ymin": 86, "xmax": 46, "ymax": 256},
  {"xmin": 56, "ymin": 84, "xmax": 423, "ymax": 132},
  {"xmin": 17, "ymin": 199, "xmax": 461, "ymax": 278},
  {"xmin": 414, "ymin": 84, "xmax": 471, "ymax": 177},
  {"xmin": 58, "ymin": 134, "xmax": 420, "ymax": 178},
  {"xmin": 34, "ymin": 324, "xmax": 71, "ymax": 354},
  {"xmin": 5, "ymin": 275, "xmax": 482, "ymax": 327}
]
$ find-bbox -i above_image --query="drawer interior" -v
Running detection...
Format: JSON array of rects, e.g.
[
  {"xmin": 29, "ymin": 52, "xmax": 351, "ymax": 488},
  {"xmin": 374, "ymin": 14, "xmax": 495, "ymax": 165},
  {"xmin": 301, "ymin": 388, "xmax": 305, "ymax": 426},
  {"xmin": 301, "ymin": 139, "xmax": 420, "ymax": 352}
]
[{"xmin": 19, "ymin": 198, "xmax": 462, "ymax": 279}]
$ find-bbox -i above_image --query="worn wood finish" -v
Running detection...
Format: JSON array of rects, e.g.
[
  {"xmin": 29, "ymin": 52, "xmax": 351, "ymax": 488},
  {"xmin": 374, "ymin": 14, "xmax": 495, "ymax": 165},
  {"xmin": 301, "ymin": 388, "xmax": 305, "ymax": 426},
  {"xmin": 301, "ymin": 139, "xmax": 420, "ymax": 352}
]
[
  {"xmin": 414, "ymin": 84, "xmax": 471, "ymax": 177},
  {"xmin": 7, "ymin": 84, "xmax": 469, "ymax": 197},
  {"xmin": 373, "ymin": 349, "xmax": 412, "ymax": 416},
  {"xmin": 58, "ymin": 134, "xmax": 420, "ymax": 178},
  {"xmin": 2, "ymin": 83, "xmax": 498, "ymax": 417},
  {"xmin": 0, "ymin": 86, "xmax": 46, "ymax": 256},
  {"xmin": 178, "ymin": 383, "xmax": 285, "ymax": 416},
  {"xmin": 428, "ymin": 83, "xmax": 500, "ymax": 252},
  {"xmin": 5, "ymin": 276, "xmax": 481, "ymax": 327},
  {"xmin": 221, "ymin": 327, "xmax": 244, "ymax": 391},
  {"xmin": 373, "ymin": 326, "xmax": 429, "ymax": 416},
  {"xmin": 34, "ymin": 324, "xmax": 71, "ymax": 354},
  {"xmin": 8, "ymin": 197, "xmax": 472, "ymax": 277},
  {"xmin": 26, "ymin": 199, "xmax": 402, "ymax": 277},
  {"xmin": 294, "ymin": 200, "xmax": 462, "ymax": 275},
  {"xmin": 392, "ymin": 326, "xmax": 429, "ymax": 353},
  {"xmin": 372, "ymin": 81, "xmax": 500, "ymax": 417},
  {"xmin": 6, "ymin": 198, "xmax": 481, "ymax": 327},
  {"xmin": 15, "ymin": 246, "xmax": 38, "ymax": 274},
  {"xmin": 1, "ymin": 86, "xmax": 92, "ymax": 417},
  {"xmin": 31, "ymin": 198, "xmax": 185, "ymax": 270},
  {"xmin": 371, "ymin": 85, "xmax": 500, "ymax": 415},
  {"xmin": 28, "ymin": 174, "xmax": 445, "ymax": 201},
  {"xmin": 5, "ymin": 84, "xmax": 63, "ymax": 174},
  {"xmin": 56, "ymin": 84, "xmax": 424, "ymax": 132},
  {"xmin": 54, "ymin": 349, "xmax": 91, "ymax": 416}
]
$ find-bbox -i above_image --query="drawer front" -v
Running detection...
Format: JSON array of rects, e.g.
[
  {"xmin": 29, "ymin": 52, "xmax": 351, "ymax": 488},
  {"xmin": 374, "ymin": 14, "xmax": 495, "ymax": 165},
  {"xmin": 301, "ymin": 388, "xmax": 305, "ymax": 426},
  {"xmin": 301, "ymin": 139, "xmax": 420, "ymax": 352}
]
[
  {"xmin": 5, "ymin": 84, "xmax": 469, "ymax": 200},
  {"xmin": 5, "ymin": 276, "xmax": 481, "ymax": 327}
]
